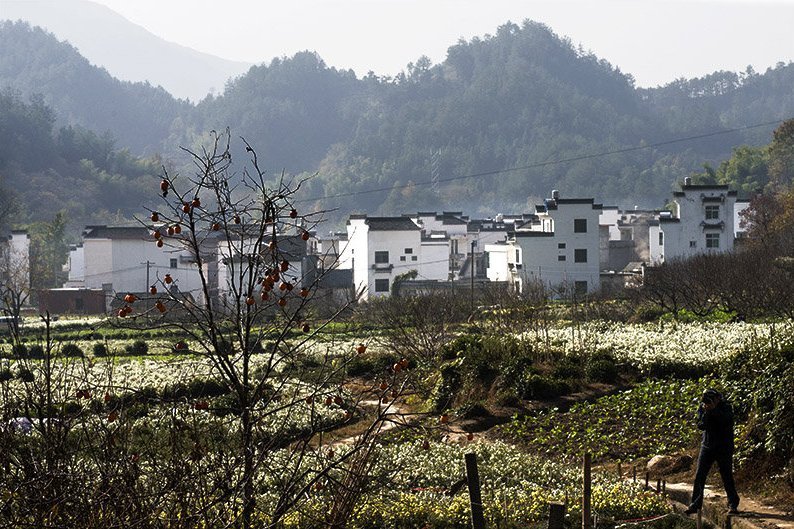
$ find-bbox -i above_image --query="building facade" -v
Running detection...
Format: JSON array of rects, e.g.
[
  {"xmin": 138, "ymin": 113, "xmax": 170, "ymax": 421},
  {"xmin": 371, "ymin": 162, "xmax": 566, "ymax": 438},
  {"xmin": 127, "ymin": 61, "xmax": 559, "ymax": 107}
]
[
  {"xmin": 66, "ymin": 226, "xmax": 206, "ymax": 307},
  {"xmin": 660, "ymin": 182, "xmax": 738, "ymax": 261},
  {"xmin": 486, "ymin": 194, "xmax": 602, "ymax": 295}
]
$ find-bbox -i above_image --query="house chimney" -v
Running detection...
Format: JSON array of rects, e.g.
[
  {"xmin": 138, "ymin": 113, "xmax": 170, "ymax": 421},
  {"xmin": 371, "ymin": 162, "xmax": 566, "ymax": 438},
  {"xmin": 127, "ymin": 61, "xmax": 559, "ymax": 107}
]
[
  {"xmin": 551, "ymin": 189, "xmax": 560, "ymax": 200},
  {"xmin": 684, "ymin": 176, "xmax": 692, "ymax": 187}
]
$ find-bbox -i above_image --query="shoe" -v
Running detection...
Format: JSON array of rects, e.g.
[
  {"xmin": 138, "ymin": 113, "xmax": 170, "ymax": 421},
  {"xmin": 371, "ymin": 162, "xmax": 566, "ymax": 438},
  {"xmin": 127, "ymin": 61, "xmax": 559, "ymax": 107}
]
[
  {"xmin": 727, "ymin": 507, "xmax": 739, "ymax": 515},
  {"xmin": 684, "ymin": 506, "xmax": 699, "ymax": 515}
]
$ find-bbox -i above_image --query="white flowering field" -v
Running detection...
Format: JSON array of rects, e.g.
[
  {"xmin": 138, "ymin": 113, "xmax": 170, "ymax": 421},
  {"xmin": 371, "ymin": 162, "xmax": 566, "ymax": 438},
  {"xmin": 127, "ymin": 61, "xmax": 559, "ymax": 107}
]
[{"xmin": 528, "ymin": 320, "xmax": 794, "ymax": 370}]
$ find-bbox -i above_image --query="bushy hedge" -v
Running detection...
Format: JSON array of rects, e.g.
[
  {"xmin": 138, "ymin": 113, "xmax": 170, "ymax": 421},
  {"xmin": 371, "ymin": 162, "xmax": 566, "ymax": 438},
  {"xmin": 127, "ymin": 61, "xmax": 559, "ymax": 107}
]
[{"xmin": 722, "ymin": 343, "xmax": 794, "ymax": 484}]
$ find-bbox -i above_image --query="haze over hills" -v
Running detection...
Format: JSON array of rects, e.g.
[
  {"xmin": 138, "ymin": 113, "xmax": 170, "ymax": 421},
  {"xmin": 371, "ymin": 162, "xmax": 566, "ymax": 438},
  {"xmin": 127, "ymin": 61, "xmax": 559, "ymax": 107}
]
[
  {"xmin": 0, "ymin": 0, "xmax": 253, "ymax": 102},
  {"xmin": 1, "ymin": 15, "xmax": 793, "ymax": 228}
]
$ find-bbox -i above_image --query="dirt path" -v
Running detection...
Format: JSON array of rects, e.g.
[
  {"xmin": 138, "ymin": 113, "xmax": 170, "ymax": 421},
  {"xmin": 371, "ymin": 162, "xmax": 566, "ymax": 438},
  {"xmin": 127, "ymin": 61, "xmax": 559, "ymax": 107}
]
[{"xmin": 664, "ymin": 482, "xmax": 794, "ymax": 529}]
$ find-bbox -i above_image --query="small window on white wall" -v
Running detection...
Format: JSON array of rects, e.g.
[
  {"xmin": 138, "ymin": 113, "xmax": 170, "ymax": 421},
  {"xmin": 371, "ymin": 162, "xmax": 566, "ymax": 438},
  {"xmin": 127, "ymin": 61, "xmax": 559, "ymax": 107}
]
[
  {"xmin": 374, "ymin": 251, "xmax": 389, "ymax": 264},
  {"xmin": 706, "ymin": 233, "xmax": 720, "ymax": 249},
  {"xmin": 374, "ymin": 279, "xmax": 389, "ymax": 292},
  {"xmin": 170, "ymin": 258, "xmax": 178, "ymax": 269},
  {"xmin": 705, "ymin": 205, "xmax": 720, "ymax": 220}
]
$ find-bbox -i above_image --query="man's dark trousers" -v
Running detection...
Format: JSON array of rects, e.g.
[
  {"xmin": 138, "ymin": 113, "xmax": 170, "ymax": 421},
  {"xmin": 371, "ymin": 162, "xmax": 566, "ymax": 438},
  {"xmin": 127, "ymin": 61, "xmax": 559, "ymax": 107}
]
[{"xmin": 690, "ymin": 444, "xmax": 740, "ymax": 510}]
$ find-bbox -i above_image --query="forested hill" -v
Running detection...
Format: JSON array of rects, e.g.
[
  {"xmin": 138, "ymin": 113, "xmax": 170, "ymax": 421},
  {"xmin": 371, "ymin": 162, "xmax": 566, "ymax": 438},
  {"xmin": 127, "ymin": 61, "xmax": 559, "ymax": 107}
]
[
  {"xmin": 2, "ymin": 19, "xmax": 794, "ymax": 223},
  {"xmin": 0, "ymin": 21, "xmax": 190, "ymax": 155}
]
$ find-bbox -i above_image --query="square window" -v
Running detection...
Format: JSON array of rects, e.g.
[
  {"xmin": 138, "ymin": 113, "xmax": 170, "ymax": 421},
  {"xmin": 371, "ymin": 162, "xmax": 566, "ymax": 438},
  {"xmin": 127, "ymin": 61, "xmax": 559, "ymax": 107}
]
[
  {"xmin": 705, "ymin": 205, "xmax": 720, "ymax": 220},
  {"xmin": 574, "ymin": 219, "xmax": 587, "ymax": 233},
  {"xmin": 374, "ymin": 279, "xmax": 389, "ymax": 293},
  {"xmin": 558, "ymin": 242, "xmax": 566, "ymax": 249},
  {"xmin": 374, "ymin": 251, "xmax": 389, "ymax": 264},
  {"xmin": 404, "ymin": 248, "xmax": 413, "ymax": 254},
  {"xmin": 170, "ymin": 258, "xmax": 178, "ymax": 269},
  {"xmin": 689, "ymin": 241, "xmax": 697, "ymax": 248},
  {"xmin": 558, "ymin": 255, "xmax": 566, "ymax": 261},
  {"xmin": 400, "ymin": 256, "xmax": 406, "ymax": 261},
  {"xmin": 411, "ymin": 255, "xmax": 418, "ymax": 261},
  {"xmin": 574, "ymin": 249, "xmax": 587, "ymax": 263},
  {"xmin": 706, "ymin": 233, "xmax": 720, "ymax": 249}
]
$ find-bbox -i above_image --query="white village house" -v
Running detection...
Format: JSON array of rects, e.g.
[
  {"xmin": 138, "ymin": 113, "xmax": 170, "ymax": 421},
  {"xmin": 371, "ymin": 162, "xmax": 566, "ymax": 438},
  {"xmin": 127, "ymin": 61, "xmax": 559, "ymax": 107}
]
[
  {"xmin": 54, "ymin": 181, "xmax": 752, "ymax": 310},
  {"xmin": 344, "ymin": 215, "xmax": 450, "ymax": 300},
  {"xmin": 658, "ymin": 179, "xmax": 740, "ymax": 262},
  {"xmin": 63, "ymin": 225, "xmax": 206, "ymax": 307},
  {"xmin": 486, "ymin": 192, "xmax": 602, "ymax": 295}
]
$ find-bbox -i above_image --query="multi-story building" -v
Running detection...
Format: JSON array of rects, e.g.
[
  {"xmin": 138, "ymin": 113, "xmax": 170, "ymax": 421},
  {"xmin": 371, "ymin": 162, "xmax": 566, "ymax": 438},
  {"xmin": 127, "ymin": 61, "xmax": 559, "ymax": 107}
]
[
  {"xmin": 65, "ymin": 225, "xmax": 206, "ymax": 306},
  {"xmin": 660, "ymin": 179, "xmax": 738, "ymax": 261},
  {"xmin": 412, "ymin": 212, "xmax": 469, "ymax": 279},
  {"xmin": 487, "ymin": 192, "xmax": 602, "ymax": 295},
  {"xmin": 344, "ymin": 215, "xmax": 451, "ymax": 300},
  {"xmin": 599, "ymin": 208, "xmax": 665, "ymax": 270}
]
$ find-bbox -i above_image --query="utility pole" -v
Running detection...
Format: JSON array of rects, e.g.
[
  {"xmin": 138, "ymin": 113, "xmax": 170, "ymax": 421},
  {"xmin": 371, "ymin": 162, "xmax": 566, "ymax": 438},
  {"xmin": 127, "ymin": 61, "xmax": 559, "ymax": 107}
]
[
  {"xmin": 141, "ymin": 261, "xmax": 153, "ymax": 291},
  {"xmin": 470, "ymin": 240, "xmax": 477, "ymax": 313}
]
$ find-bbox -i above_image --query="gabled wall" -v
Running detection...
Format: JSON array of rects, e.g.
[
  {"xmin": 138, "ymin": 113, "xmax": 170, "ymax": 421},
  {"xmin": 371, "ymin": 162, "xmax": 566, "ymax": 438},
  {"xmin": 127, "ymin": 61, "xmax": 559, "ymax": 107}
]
[{"xmin": 662, "ymin": 184, "xmax": 737, "ymax": 261}]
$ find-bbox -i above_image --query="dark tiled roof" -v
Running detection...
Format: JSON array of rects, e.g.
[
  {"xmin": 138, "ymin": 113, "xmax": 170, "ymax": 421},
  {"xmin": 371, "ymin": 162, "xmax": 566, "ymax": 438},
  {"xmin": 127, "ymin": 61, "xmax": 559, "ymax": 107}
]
[
  {"xmin": 673, "ymin": 185, "xmax": 738, "ymax": 197},
  {"xmin": 318, "ymin": 269, "xmax": 353, "ymax": 289},
  {"xmin": 542, "ymin": 198, "xmax": 602, "ymax": 210},
  {"xmin": 83, "ymin": 226, "xmax": 149, "ymax": 240},
  {"xmin": 363, "ymin": 217, "xmax": 420, "ymax": 231},
  {"xmin": 434, "ymin": 211, "xmax": 467, "ymax": 225},
  {"xmin": 513, "ymin": 231, "xmax": 555, "ymax": 238},
  {"xmin": 680, "ymin": 184, "xmax": 731, "ymax": 190}
]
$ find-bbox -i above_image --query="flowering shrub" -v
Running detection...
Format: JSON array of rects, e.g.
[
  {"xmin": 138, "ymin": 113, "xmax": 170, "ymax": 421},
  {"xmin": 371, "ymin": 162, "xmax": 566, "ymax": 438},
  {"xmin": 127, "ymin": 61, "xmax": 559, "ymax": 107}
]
[
  {"xmin": 527, "ymin": 321, "xmax": 793, "ymax": 373},
  {"xmin": 270, "ymin": 440, "xmax": 669, "ymax": 528}
]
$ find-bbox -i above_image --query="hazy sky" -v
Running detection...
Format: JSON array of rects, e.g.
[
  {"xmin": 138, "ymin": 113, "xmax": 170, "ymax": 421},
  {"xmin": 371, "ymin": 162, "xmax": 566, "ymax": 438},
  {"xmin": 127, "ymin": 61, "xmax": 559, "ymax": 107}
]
[{"xmin": 63, "ymin": 0, "xmax": 794, "ymax": 87}]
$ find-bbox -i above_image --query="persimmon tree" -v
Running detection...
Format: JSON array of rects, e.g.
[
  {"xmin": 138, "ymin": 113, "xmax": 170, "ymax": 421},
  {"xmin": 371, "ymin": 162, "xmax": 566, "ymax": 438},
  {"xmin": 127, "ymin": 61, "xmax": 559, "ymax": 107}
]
[{"xmin": 118, "ymin": 131, "xmax": 412, "ymax": 528}]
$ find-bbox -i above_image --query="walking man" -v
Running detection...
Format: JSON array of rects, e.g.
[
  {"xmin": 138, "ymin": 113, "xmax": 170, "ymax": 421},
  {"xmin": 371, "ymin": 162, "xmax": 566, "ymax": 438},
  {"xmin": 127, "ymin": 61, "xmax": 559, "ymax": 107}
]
[{"xmin": 685, "ymin": 388, "xmax": 740, "ymax": 515}]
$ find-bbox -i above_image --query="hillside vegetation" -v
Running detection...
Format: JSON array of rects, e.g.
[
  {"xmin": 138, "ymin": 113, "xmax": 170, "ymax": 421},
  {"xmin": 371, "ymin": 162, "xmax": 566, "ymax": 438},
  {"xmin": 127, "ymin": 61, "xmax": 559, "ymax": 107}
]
[{"xmin": 2, "ymin": 20, "xmax": 794, "ymax": 224}]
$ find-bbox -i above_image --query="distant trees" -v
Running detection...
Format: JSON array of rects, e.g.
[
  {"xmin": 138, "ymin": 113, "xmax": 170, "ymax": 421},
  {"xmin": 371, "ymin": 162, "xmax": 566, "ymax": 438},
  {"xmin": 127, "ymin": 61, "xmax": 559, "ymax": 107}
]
[
  {"xmin": 642, "ymin": 121, "xmax": 794, "ymax": 319},
  {"xmin": 5, "ymin": 18, "xmax": 794, "ymax": 225},
  {"xmin": 769, "ymin": 118, "xmax": 794, "ymax": 188},
  {"xmin": 28, "ymin": 213, "xmax": 69, "ymax": 292},
  {"xmin": 0, "ymin": 89, "xmax": 160, "ymax": 225},
  {"xmin": 0, "ymin": 21, "xmax": 189, "ymax": 154}
]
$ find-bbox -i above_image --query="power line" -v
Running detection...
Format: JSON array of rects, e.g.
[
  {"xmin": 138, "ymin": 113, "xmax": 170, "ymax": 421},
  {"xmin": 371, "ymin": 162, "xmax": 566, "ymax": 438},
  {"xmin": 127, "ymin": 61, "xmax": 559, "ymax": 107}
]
[{"xmin": 298, "ymin": 118, "xmax": 786, "ymax": 204}]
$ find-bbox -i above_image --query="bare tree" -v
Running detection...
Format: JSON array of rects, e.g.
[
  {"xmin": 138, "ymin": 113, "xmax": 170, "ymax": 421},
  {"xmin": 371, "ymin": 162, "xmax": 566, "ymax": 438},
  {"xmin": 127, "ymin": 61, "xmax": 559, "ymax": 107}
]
[
  {"xmin": 0, "ymin": 234, "xmax": 30, "ymax": 336},
  {"xmin": 119, "ymin": 131, "xmax": 413, "ymax": 528},
  {"xmin": 369, "ymin": 290, "xmax": 470, "ymax": 363}
]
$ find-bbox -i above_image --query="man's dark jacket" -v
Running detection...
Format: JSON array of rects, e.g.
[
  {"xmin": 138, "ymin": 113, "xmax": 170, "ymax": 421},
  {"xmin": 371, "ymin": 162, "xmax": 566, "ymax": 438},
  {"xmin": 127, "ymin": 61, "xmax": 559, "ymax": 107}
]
[{"xmin": 697, "ymin": 399, "xmax": 734, "ymax": 452}]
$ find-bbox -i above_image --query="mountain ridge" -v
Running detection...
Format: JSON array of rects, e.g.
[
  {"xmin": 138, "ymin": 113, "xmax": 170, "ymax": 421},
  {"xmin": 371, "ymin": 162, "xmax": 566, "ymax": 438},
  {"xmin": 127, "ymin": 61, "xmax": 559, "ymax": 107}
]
[
  {"xmin": 0, "ymin": 0, "xmax": 253, "ymax": 102},
  {"xmin": 1, "ymin": 18, "xmax": 793, "ymax": 226}
]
